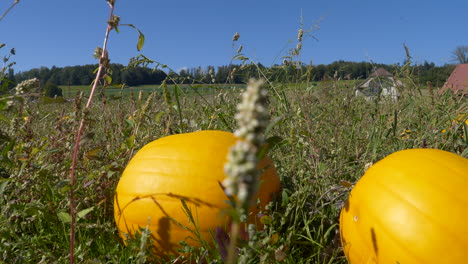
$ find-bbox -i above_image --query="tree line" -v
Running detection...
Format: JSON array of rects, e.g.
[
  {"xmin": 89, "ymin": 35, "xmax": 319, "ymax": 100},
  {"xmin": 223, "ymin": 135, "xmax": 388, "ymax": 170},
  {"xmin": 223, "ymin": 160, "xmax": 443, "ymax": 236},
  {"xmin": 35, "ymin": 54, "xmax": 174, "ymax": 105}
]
[
  {"xmin": 13, "ymin": 61, "xmax": 456, "ymax": 89},
  {"xmin": 14, "ymin": 64, "xmax": 167, "ymax": 87}
]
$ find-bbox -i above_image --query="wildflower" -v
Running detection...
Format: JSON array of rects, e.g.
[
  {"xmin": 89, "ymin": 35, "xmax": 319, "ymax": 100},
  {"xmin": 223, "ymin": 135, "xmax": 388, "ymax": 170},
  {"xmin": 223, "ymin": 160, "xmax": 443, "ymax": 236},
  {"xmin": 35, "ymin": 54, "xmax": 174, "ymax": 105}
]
[{"xmin": 223, "ymin": 79, "xmax": 269, "ymax": 206}]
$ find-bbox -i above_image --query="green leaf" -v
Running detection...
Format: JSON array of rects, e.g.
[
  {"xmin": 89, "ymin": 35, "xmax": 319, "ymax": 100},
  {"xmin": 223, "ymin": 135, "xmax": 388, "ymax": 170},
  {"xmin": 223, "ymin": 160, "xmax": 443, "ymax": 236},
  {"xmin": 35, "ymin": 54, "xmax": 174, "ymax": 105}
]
[
  {"xmin": 57, "ymin": 212, "xmax": 72, "ymax": 223},
  {"xmin": 0, "ymin": 113, "xmax": 9, "ymax": 124},
  {"xmin": 137, "ymin": 30, "xmax": 145, "ymax": 51},
  {"xmin": 258, "ymin": 136, "xmax": 283, "ymax": 159},
  {"xmin": 173, "ymin": 84, "xmax": 183, "ymax": 128},
  {"xmin": 0, "ymin": 179, "xmax": 9, "ymax": 196},
  {"xmin": 126, "ymin": 134, "xmax": 135, "ymax": 149},
  {"xmin": 104, "ymin": 74, "xmax": 112, "ymax": 85},
  {"xmin": 125, "ymin": 118, "xmax": 135, "ymax": 128},
  {"xmin": 123, "ymin": 23, "xmax": 145, "ymax": 51},
  {"xmin": 232, "ymin": 55, "xmax": 249, "ymax": 61},
  {"xmin": 2, "ymin": 140, "xmax": 14, "ymax": 159},
  {"xmin": 85, "ymin": 147, "xmax": 101, "ymax": 160},
  {"xmin": 77, "ymin": 206, "xmax": 94, "ymax": 219},
  {"xmin": 265, "ymin": 115, "xmax": 287, "ymax": 136},
  {"xmin": 0, "ymin": 99, "xmax": 6, "ymax": 111},
  {"xmin": 281, "ymin": 190, "xmax": 289, "ymax": 207},
  {"xmin": 155, "ymin": 111, "xmax": 165, "ymax": 123}
]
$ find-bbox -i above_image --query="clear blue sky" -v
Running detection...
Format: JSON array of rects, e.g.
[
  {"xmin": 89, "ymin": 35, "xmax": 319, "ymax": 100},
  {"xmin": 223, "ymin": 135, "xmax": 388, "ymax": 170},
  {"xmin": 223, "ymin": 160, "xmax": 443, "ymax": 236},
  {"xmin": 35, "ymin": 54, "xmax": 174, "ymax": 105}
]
[{"xmin": 1, "ymin": 0, "xmax": 467, "ymax": 73}]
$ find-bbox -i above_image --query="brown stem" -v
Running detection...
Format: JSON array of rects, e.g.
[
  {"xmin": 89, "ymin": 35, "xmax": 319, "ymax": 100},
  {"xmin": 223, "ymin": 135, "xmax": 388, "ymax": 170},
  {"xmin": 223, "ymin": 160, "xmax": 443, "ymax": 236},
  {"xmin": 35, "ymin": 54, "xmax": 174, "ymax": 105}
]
[
  {"xmin": 0, "ymin": 0, "xmax": 19, "ymax": 22},
  {"xmin": 69, "ymin": 2, "xmax": 116, "ymax": 264},
  {"xmin": 226, "ymin": 221, "xmax": 239, "ymax": 264}
]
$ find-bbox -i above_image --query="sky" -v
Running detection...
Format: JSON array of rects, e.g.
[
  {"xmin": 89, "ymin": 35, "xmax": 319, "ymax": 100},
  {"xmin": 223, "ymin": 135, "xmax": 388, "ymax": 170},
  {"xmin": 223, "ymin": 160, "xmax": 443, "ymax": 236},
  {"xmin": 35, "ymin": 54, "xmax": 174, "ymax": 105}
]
[{"xmin": 1, "ymin": 0, "xmax": 467, "ymax": 73}]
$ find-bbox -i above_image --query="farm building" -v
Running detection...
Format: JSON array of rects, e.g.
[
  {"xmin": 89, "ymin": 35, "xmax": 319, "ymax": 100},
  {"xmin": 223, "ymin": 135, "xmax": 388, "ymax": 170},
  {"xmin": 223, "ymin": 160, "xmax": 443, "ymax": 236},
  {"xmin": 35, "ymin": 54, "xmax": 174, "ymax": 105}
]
[
  {"xmin": 439, "ymin": 63, "xmax": 468, "ymax": 96},
  {"xmin": 355, "ymin": 67, "xmax": 401, "ymax": 100}
]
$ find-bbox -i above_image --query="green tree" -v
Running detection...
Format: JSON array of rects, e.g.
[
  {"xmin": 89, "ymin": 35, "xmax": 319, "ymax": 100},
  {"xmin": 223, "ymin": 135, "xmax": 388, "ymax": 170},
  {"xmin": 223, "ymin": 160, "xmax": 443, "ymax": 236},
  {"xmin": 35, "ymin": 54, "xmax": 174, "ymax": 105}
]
[{"xmin": 43, "ymin": 81, "xmax": 63, "ymax": 97}]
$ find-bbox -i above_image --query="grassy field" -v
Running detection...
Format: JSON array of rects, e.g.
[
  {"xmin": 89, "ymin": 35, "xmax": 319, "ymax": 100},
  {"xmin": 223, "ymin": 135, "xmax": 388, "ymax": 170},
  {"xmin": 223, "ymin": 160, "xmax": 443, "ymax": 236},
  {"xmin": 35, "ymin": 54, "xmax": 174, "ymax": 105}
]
[
  {"xmin": 1, "ymin": 76, "xmax": 466, "ymax": 263},
  {"xmin": 59, "ymin": 84, "xmax": 248, "ymax": 99}
]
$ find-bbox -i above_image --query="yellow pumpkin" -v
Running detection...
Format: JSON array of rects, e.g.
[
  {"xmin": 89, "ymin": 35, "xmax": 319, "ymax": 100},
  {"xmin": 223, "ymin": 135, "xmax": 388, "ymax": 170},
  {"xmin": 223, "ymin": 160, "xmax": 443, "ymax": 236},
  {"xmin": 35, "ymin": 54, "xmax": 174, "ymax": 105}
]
[
  {"xmin": 340, "ymin": 148, "xmax": 468, "ymax": 264},
  {"xmin": 114, "ymin": 130, "xmax": 281, "ymax": 257}
]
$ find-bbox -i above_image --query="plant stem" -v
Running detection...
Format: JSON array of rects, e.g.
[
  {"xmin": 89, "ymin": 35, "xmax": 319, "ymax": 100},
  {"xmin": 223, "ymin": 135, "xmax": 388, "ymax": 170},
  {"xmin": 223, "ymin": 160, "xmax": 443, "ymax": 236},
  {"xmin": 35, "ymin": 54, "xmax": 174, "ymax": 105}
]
[
  {"xmin": 0, "ymin": 0, "xmax": 19, "ymax": 22},
  {"xmin": 69, "ymin": 2, "xmax": 116, "ymax": 263},
  {"xmin": 226, "ymin": 220, "xmax": 240, "ymax": 264}
]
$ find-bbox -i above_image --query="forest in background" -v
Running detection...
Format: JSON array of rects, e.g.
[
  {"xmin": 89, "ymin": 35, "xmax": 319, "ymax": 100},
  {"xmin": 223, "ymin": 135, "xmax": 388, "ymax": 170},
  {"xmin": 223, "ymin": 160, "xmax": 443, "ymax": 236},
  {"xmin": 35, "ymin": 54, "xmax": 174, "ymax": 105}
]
[{"xmin": 10, "ymin": 60, "xmax": 456, "ymax": 90}]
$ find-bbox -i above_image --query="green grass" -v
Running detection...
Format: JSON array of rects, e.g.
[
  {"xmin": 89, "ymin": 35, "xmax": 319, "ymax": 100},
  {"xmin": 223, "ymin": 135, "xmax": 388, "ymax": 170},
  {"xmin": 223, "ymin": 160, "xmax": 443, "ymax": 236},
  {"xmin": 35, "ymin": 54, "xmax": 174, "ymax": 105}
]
[
  {"xmin": 1, "ymin": 77, "xmax": 466, "ymax": 263},
  {"xmin": 59, "ymin": 83, "xmax": 247, "ymax": 99}
]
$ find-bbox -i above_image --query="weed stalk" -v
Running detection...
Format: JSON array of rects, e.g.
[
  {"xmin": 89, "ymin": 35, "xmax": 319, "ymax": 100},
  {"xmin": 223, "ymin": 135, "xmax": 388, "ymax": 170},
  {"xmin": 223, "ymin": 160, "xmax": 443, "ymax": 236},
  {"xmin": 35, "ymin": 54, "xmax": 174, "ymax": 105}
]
[
  {"xmin": 69, "ymin": 1, "xmax": 116, "ymax": 263},
  {"xmin": 0, "ymin": 0, "xmax": 19, "ymax": 22}
]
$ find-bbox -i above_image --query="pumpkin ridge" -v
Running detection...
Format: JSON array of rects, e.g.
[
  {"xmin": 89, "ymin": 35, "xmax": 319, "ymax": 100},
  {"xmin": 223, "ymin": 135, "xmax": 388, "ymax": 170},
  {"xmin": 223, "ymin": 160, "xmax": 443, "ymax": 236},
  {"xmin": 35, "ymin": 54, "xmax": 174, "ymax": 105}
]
[
  {"xmin": 369, "ymin": 150, "xmax": 468, "ymax": 213},
  {"xmin": 342, "ymin": 207, "xmax": 379, "ymax": 263},
  {"xmin": 353, "ymin": 185, "xmax": 426, "ymax": 263},
  {"xmin": 371, "ymin": 159, "xmax": 468, "ymax": 209},
  {"xmin": 120, "ymin": 170, "xmax": 226, "ymax": 182},
  {"xmin": 419, "ymin": 154, "xmax": 468, "ymax": 190},
  {"xmin": 370, "ymin": 176, "xmax": 468, "ymax": 251},
  {"xmin": 114, "ymin": 193, "xmax": 228, "ymax": 208}
]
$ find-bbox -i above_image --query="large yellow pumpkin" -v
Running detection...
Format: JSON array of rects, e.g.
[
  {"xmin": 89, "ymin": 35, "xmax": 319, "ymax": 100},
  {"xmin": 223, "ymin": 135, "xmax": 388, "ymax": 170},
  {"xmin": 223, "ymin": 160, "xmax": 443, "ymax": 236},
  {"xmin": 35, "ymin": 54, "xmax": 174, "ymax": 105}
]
[
  {"xmin": 114, "ymin": 130, "xmax": 281, "ymax": 257},
  {"xmin": 340, "ymin": 148, "xmax": 468, "ymax": 264}
]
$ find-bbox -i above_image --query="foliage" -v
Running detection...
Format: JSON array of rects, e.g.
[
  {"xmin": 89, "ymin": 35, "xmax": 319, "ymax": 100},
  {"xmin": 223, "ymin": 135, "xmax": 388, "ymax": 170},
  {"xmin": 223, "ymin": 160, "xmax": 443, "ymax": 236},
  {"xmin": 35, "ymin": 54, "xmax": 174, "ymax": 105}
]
[
  {"xmin": 0, "ymin": 74, "xmax": 466, "ymax": 262},
  {"xmin": 451, "ymin": 45, "xmax": 468, "ymax": 64},
  {"xmin": 1, "ymin": 3, "xmax": 466, "ymax": 263},
  {"xmin": 14, "ymin": 60, "xmax": 458, "ymax": 88},
  {"xmin": 15, "ymin": 64, "xmax": 168, "ymax": 87},
  {"xmin": 0, "ymin": 43, "xmax": 16, "ymax": 94},
  {"xmin": 43, "ymin": 81, "xmax": 63, "ymax": 98}
]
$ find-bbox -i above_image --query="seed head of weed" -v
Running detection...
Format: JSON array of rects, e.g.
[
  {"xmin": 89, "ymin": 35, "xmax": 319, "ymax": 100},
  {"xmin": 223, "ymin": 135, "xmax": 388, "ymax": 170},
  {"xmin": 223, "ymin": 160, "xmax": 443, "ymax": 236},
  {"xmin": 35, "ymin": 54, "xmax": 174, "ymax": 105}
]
[
  {"xmin": 223, "ymin": 78, "xmax": 269, "ymax": 207},
  {"xmin": 232, "ymin": 32, "xmax": 240, "ymax": 42},
  {"xmin": 297, "ymin": 28, "xmax": 304, "ymax": 42},
  {"xmin": 14, "ymin": 78, "xmax": 39, "ymax": 95}
]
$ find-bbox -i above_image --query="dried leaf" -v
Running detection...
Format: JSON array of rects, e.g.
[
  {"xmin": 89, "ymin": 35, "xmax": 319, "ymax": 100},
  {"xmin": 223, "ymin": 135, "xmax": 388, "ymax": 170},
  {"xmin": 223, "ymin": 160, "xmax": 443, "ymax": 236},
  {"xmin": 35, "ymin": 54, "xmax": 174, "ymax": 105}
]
[
  {"xmin": 275, "ymin": 247, "xmax": 287, "ymax": 262},
  {"xmin": 339, "ymin": 180, "xmax": 353, "ymax": 188}
]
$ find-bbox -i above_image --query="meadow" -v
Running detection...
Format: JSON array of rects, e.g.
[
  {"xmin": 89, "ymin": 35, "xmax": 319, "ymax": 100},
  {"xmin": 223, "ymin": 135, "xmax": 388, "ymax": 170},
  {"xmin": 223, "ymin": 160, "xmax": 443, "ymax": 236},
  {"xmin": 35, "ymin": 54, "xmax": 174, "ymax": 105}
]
[
  {"xmin": 58, "ymin": 84, "xmax": 248, "ymax": 99},
  {"xmin": 1, "ymin": 75, "xmax": 466, "ymax": 263},
  {"xmin": 1, "ymin": 2, "xmax": 467, "ymax": 262}
]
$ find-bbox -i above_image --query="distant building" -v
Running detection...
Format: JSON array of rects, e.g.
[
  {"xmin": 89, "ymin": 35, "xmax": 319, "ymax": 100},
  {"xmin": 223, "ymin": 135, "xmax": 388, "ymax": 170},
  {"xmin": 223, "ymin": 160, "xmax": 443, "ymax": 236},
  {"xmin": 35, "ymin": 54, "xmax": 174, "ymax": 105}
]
[
  {"xmin": 355, "ymin": 68, "xmax": 401, "ymax": 101},
  {"xmin": 439, "ymin": 63, "xmax": 468, "ymax": 97}
]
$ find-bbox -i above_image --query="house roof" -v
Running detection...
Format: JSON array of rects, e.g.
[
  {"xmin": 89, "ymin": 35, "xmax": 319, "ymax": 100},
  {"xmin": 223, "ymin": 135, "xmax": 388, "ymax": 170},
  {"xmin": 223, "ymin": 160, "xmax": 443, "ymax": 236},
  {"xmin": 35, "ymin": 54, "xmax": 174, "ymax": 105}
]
[
  {"xmin": 440, "ymin": 63, "xmax": 468, "ymax": 95},
  {"xmin": 369, "ymin": 67, "xmax": 393, "ymax": 77}
]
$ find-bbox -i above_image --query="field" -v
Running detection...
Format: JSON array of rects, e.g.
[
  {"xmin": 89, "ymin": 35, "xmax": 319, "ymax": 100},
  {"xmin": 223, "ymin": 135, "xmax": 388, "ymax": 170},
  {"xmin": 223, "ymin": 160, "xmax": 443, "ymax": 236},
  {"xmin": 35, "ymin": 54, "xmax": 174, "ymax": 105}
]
[
  {"xmin": 59, "ymin": 84, "xmax": 248, "ymax": 99},
  {"xmin": 1, "ymin": 76, "xmax": 467, "ymax": 263}
]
